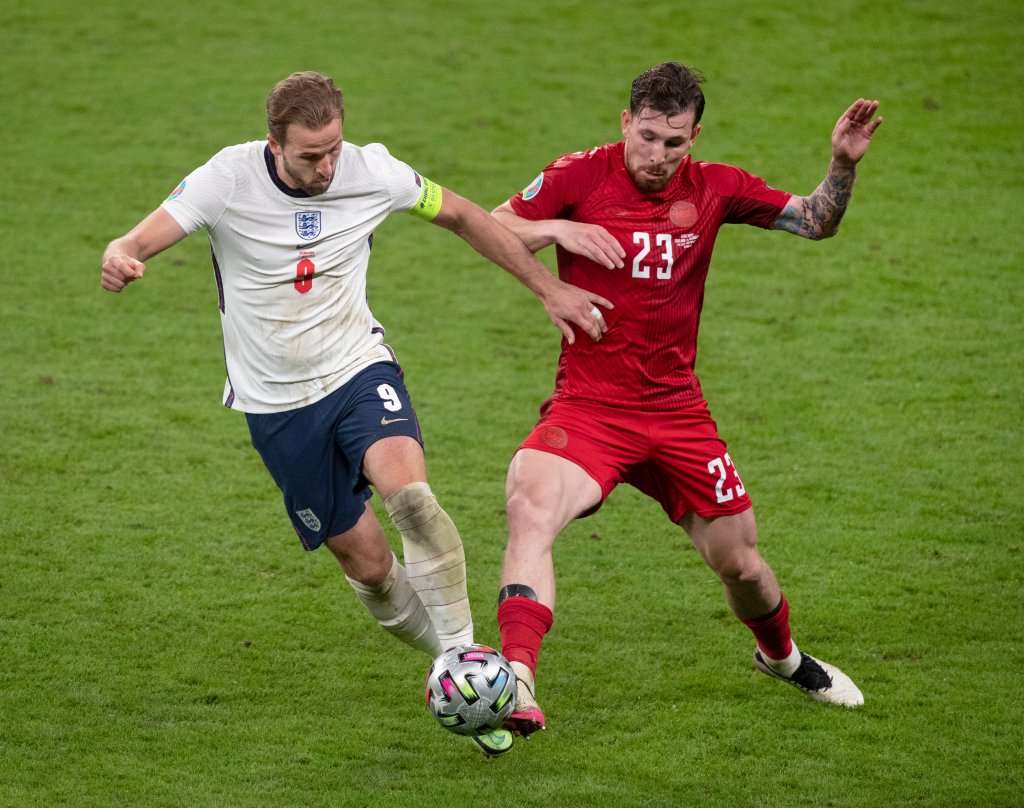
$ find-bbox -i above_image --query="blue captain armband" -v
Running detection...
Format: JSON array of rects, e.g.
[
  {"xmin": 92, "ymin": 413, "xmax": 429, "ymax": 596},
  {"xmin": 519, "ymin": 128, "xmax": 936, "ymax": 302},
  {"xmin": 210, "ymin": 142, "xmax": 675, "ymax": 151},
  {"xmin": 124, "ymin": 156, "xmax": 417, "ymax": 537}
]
[{"xmin": 409, "ymin": 174, "xmax": 443, "ymax": 221}]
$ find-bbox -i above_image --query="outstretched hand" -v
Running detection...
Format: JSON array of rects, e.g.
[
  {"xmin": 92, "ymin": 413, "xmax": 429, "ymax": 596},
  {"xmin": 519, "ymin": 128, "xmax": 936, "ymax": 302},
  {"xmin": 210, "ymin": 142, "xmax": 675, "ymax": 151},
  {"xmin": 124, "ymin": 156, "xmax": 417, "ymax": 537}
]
[
  {"xmin": 540, "ymin": 278, "xmax": 613, "ymax": 344},
  {"xmin": 551, "ymin": 220, "xmax": 625, "ymax": 270},
  {"xmin": 832, "ymin": 99, "xmax": 883, "ymax": 167}
]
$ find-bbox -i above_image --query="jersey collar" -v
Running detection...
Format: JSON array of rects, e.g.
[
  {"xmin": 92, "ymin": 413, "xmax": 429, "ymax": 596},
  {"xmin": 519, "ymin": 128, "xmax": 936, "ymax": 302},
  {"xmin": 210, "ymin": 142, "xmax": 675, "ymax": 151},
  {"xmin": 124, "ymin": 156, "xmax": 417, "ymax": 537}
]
[{"xmin": 263, "ymin": 144, "xmax": 311, "ymax": 198}]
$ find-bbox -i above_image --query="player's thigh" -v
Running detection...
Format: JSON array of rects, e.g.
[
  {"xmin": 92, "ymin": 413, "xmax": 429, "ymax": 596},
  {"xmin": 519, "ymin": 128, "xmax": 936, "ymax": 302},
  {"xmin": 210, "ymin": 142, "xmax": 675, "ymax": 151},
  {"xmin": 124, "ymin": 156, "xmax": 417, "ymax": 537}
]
[
  {"xmin": 334, "ymin": 361, "xmax": 426, "ymax": 496},
  {"xmin": 246, "ymin": 394, "xmax": 369, "ymax": 550},
  {"xmin": 628, "ymin": 404, "xmax": 751, "ymax": 523},
  {"xmin": 362, "ymin": 437, "xmax": 426, "ymax": 499},
  {"xmin": 511, "ymin": 399, "xmax": 646, "ymax": 527},
  {"xmin": 506, "ymin": 448, "xmax": 603, "ymax": 533}
]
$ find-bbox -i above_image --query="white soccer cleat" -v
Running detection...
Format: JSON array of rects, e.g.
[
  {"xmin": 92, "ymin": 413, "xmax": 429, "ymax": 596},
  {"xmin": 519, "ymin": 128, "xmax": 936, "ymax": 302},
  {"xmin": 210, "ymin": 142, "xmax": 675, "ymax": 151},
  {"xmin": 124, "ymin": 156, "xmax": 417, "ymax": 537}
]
[
  {"xmin": 754, "ymin": 649, "xmax": 864, "ymax": 707},
  {"xmin": 503, "ymin": 661, "xmax": 546, "ymax": 737}
]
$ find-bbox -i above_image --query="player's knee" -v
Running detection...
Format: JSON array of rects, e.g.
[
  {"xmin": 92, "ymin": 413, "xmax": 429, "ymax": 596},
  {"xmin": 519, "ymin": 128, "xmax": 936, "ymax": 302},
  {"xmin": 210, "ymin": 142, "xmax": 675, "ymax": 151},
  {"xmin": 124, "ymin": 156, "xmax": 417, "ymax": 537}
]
[
  {"xmin": 711, "ymin": 550, "xmax": 766, "ymax": 586},
  {"xmin": 325, "ymin": 519, "xmax": 395, "ymax": 585},
  {"xmin": 505, "ymin": 486, "xmax": 547, "ymax": 534},
  {"xmin": 355, "ymin": 559, "xmax": 393, "ymax": 587},
  {"xmin": 384, "ymin": 481, "xmax": 438, "ymax": 525},
  {"xmin": 329, "ymin": 540, "xmax": 393, "ymax": 585}
]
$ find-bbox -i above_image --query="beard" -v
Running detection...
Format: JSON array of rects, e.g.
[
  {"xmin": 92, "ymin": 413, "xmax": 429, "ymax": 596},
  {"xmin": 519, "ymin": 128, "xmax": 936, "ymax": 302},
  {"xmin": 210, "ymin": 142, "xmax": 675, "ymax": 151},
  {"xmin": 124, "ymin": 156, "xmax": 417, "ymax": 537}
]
[
  {"xmin": 627, "ymin": 161, "xmax": 672, "ymax": 193},
  {"xmin": 280, "ymin": 157, "xmax": 333, "ymax": 196}
]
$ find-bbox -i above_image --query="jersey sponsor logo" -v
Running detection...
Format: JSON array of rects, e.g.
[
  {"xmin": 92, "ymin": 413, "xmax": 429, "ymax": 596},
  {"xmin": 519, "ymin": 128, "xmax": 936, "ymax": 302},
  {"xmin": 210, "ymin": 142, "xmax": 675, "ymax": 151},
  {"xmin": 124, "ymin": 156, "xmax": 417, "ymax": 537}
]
[
  {"xmin": 295, "ymin": 508, "xmax": 322, "ymax": 532},
  {"xmin": 167, "ymin": 180, "xmax": 186, "ymax": 201},
  {"xmin": 295, "ymin": 210, "xmax": 322, "ymax": 240},
  {"xmin": 522, "ymin": 173, "xmax": 544, "ymax": 200},
  {"xmin": 380, "ymin": 416, "xmax": 410, "ymax": 426}
]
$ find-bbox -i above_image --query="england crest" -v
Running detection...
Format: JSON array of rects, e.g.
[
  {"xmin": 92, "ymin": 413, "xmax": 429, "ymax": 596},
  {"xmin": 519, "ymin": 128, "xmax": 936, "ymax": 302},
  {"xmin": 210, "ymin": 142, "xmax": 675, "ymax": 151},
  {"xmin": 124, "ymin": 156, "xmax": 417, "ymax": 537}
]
[
  {"xmin": 295, "ymin": 211, "xmax": 322, "ymax": 241},
  {"xmin": 295, "ymin": 508, "xmax": 322, "ymax": 532}
]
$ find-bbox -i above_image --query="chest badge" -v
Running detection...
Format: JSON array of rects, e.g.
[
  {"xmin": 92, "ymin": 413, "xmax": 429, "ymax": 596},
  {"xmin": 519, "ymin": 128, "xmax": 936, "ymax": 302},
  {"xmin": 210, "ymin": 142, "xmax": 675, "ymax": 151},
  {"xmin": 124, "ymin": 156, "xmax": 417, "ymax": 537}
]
[
  {"xmin": 295, "ymin": 211, "xmax": 322, "ymax": 240},
  {"xmin": 669, "ymin": 200, "xmax": 698, "ymax": 229}
]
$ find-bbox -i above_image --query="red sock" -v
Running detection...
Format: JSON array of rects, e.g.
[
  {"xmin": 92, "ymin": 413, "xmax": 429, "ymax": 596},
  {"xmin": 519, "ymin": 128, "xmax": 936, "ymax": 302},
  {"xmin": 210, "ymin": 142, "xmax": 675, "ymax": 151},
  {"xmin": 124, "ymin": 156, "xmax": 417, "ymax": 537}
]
[
  {"xmin": 741, "ymin": 594, "xmax": 793, "ymax": 661},
  {"xmin": 497, "ymin": 596, "xmax": 553, "ymax": 675}
]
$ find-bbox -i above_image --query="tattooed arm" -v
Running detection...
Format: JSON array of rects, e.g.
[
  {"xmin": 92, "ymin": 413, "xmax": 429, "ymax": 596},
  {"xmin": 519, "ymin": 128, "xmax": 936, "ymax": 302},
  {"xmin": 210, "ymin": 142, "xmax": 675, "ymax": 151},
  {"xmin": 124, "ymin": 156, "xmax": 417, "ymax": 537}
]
[{"xmin": 774, "ymin": 99, "xmax": 882, "ymax": 240}]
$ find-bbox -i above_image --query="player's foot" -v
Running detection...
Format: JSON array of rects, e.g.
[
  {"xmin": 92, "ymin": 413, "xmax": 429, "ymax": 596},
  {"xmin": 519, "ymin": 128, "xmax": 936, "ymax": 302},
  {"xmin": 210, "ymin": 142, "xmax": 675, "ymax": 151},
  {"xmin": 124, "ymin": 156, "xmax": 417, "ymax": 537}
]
[
  {"xmin": 470, "ymin": 728, "xmax": 514, "ymax": 757},
  {"xmin": 503, "ymin": 661, "xmax": 546, "ymax": 737},
  {"xmin": 754, "ymin": 649, "xmax": 864, "ymax": 707}
]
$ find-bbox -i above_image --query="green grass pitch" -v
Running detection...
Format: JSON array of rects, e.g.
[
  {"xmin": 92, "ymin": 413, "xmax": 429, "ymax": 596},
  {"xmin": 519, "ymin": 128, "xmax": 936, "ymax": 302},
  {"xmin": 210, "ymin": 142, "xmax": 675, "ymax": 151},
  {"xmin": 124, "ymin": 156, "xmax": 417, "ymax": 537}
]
[{"xmin": 1, "ymin": 1, "xmax": 1021, "ymax": 806}]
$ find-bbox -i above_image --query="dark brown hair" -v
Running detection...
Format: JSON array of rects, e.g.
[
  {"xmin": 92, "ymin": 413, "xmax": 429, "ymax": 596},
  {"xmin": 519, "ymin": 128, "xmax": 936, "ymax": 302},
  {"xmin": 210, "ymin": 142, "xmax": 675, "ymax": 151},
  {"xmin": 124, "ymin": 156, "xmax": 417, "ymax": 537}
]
[{"xmin": 629, "ymin": 62, "xmax": 706, "ymax": 123}]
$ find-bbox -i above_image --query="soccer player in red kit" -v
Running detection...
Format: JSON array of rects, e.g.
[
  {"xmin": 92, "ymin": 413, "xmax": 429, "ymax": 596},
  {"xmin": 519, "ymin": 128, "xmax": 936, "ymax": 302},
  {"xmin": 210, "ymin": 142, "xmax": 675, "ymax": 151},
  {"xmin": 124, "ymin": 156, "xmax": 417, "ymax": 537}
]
[{"xmin": 492, "ymin": 62, "xmax": 882, "ymax": 738}]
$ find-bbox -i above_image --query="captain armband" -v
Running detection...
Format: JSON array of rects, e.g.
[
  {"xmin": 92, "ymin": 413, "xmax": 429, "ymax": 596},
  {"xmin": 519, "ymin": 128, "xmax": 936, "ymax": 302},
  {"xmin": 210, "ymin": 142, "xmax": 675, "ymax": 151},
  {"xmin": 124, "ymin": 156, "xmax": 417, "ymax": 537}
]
[{"xmin": 408, "ymin": 174, "xmax": 443, "ymax": 221}]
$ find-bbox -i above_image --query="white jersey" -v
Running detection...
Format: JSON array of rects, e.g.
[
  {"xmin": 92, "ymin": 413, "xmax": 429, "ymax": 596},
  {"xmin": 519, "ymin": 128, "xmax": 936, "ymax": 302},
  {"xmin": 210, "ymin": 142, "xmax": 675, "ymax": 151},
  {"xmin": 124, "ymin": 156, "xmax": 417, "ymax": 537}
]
[{"xmin": 161, "ymin": 140, "xmax": 427, "ymax": 413}]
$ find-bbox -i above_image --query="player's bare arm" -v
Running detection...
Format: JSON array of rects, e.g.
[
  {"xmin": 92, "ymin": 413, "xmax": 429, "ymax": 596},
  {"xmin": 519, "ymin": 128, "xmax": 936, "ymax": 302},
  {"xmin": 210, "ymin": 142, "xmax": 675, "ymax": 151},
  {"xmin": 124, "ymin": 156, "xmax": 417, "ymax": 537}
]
[
  {"xmin": 492, "ymin": 202, "xmax": 625, "ymax": 269},
  {"xmin": 774, "ymin": 99, "xmax": 882, "ymax": 240},
  {"xmin": 101, "ymin": 208, "xmax": 188, "ymax": 292},
  {"xmin": 431, "ymin": 190, "xmax": 612, "ymax": 343}
]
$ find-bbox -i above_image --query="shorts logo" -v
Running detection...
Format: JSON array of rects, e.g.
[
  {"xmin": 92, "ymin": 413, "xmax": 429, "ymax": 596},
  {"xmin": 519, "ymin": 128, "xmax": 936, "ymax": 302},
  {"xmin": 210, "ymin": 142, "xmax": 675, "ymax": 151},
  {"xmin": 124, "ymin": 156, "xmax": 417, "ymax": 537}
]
[
  {"xmin": 522, "ymin": 173, "xmax": 544, "ymax": 201},
  {"xmin": 295, "ymin": 508, "xmax": 322, "ymax": 532},
  {"xmin": 167, "ymin": 180, "xmax": 186, "ymax": 201},
  {"xmin": 541, "ymin": 426, "xmax": 568, "ymax": 449},
  {"xmin": 295, "ymin": 211, "xmax": 322, "ymax": 240}
]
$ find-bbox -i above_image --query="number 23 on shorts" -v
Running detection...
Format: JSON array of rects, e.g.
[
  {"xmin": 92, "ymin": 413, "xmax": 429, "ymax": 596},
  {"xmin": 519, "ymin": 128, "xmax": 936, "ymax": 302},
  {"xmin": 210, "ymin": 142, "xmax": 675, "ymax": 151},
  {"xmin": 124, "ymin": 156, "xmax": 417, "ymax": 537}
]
[{"xmin": 708, "ymin": 453, "xmax": 745, "ymax": 504}]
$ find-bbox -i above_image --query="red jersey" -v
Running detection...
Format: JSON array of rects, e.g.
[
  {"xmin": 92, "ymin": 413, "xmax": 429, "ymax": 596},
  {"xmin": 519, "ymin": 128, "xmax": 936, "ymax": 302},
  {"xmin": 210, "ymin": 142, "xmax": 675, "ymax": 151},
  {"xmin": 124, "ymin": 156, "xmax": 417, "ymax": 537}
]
[{"xmin": 510, "ymin": 141, "xmax": 791, "ymax": 411}]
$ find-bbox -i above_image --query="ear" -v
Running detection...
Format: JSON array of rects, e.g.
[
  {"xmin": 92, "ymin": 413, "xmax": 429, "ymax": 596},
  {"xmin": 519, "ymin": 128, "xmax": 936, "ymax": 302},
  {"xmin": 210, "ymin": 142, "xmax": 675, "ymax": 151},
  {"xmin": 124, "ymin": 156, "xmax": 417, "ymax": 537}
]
[
  {"xmin": 690, "ymin": 123, "xmax": 701, "ymax": 145},
  {"xmin": 267, "ymin": 132, "xmax": 282, "ymax": 156},
  {"xmin": 620, "ymin": 109, "xmax": 632, "ymax": 138}
]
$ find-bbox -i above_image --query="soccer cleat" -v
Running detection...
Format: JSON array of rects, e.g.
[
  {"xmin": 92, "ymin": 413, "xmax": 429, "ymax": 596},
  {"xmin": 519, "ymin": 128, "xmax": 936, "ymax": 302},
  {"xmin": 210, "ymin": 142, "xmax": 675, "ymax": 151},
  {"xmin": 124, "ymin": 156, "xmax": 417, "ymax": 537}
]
[
  {"xmin": 470, "ymin": 728, "xmax": 515, "ymax": 757},
  {"xmin": 503, "ymin": 661, "xmax": 546, "ymax": 737},
  {"xmin": 754, "ymin": 649, "xmax": 864, "ymax": 707}
]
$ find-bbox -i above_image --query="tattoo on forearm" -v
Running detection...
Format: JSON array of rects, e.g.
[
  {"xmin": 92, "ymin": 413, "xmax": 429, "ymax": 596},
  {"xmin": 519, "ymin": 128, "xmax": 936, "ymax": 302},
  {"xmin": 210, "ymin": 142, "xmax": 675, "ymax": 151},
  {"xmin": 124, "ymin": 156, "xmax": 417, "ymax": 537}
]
[
  {"xmin": 802, "ymin": 169, "xmax": 854, "ymax": 239},
  {"xmin": 776, "ymin": 166, "xmax": 856, "ymax": 239},
  {"xmin": 806, "ymin": 169, "xmax": 847, "ymax": 233}
]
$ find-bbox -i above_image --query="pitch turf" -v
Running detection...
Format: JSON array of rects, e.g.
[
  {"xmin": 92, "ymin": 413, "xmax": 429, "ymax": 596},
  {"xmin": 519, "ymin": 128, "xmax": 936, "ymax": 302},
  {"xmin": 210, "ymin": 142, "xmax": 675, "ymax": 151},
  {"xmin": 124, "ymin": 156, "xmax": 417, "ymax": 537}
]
[{"xmin": 1, "ymin": 1, "xmax": 1021, "ymax": 806}]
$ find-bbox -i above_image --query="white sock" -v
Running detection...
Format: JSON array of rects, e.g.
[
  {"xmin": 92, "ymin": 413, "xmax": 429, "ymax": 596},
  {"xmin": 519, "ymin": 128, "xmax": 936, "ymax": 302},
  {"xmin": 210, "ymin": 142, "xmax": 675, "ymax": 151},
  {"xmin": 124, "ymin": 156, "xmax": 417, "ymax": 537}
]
[
  {"xmin": 346, "ymin": 553, "xmax": 442, "ymax": 657},
  {"xmin": 761, "ymin": 642, "xmax": 802, "ymax": 677},
  {"xmin": 385, "ymin": 482, "xmax": 474, "ymax": 649}
]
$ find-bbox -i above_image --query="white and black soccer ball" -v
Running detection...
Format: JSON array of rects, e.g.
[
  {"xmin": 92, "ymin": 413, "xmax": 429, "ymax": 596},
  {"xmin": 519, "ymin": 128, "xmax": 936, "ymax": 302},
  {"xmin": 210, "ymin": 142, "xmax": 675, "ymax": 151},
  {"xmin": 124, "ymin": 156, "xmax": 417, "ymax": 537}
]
[{"xmin": 424, "ymin": 644, "xmax": 517, "ymax": 736}]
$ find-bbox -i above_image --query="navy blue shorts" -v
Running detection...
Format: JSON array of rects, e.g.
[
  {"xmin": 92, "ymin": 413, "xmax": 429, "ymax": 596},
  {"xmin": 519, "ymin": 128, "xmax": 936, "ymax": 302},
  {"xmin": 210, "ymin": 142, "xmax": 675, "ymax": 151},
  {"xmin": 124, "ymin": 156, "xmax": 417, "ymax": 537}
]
[{"xmin": 246, "ymin": 361, "xmax": 423, "ymax": 550}]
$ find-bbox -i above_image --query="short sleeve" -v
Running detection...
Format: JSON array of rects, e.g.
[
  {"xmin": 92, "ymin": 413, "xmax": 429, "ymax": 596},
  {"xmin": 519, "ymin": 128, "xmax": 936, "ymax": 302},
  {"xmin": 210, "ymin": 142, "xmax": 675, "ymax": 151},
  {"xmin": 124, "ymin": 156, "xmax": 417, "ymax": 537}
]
[
  {"xmin": 710, "ymin": 164, "xmax": 792, "ymax": 228},
  {"xmin": 359, "ymin": 143, "xmax": 425, "ymax": 215},
  {"xmin": 508, "ymin": 149, "xmax": 597, "ymax": 221},
  {"xmin": 161, "ymin": 151, "xmax": 236, "ymax": 235}
]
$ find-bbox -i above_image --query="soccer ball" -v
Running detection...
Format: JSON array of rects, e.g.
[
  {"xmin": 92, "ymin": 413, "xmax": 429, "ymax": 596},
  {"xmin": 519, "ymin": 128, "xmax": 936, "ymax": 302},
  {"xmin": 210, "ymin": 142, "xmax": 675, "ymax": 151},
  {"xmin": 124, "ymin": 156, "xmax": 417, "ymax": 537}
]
[{"xmin": 424, "ymin": 644, "xmax": 517, "ymax": 736}]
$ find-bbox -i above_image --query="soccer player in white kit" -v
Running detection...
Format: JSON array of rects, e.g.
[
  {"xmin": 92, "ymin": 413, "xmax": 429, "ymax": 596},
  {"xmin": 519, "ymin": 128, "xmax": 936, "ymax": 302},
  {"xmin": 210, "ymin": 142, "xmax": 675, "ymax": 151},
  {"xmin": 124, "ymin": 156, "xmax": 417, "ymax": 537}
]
[{"xmin": 101, "ymin": 72, "xmax": 611, "ymax": 756}]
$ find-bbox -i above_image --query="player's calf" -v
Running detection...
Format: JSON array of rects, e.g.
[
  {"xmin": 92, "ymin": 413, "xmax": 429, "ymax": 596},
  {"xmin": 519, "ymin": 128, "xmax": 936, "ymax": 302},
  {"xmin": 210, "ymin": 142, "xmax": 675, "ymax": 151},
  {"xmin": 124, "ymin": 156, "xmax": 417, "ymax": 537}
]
[{"xmin": 385, "ymin": 482, "xmax": 473, "ymax": 649}]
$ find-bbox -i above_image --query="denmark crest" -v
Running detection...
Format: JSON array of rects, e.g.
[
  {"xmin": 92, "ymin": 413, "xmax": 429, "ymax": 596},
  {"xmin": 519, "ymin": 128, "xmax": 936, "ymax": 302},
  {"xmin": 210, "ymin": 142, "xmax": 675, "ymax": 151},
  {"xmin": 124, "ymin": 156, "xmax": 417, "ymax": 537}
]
[
  {"xmin": 295, "ymin": 508, "xmax": 322, "ymax": 532},
  {"xmin": 295, "ymin": 211, "xmax": 322, "ymax": 241}
]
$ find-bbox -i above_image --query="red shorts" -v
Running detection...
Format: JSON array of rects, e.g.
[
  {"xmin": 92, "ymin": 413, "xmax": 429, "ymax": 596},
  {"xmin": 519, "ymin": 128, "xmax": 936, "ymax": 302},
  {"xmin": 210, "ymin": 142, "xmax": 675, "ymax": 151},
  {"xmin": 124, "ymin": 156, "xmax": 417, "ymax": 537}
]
[{"xmin": 519, "ymin": 397, "xmax": 751, "ymax": 522}]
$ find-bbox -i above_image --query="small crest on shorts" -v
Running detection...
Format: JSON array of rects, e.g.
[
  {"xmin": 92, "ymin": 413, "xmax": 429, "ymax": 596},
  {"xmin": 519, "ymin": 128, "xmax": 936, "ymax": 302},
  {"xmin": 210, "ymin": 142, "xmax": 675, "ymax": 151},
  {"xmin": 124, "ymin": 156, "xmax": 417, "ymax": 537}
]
[
  {"xmin": 295, "ymin": 210, "xmax": 322, "ymax": 240},
  {"xmin": 541, "ymin": 426, "xmax": 568, "ymax": 449},
  {"xmin": 295, "ymin": 508, "xmax": 322, "ymax": 532}
]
